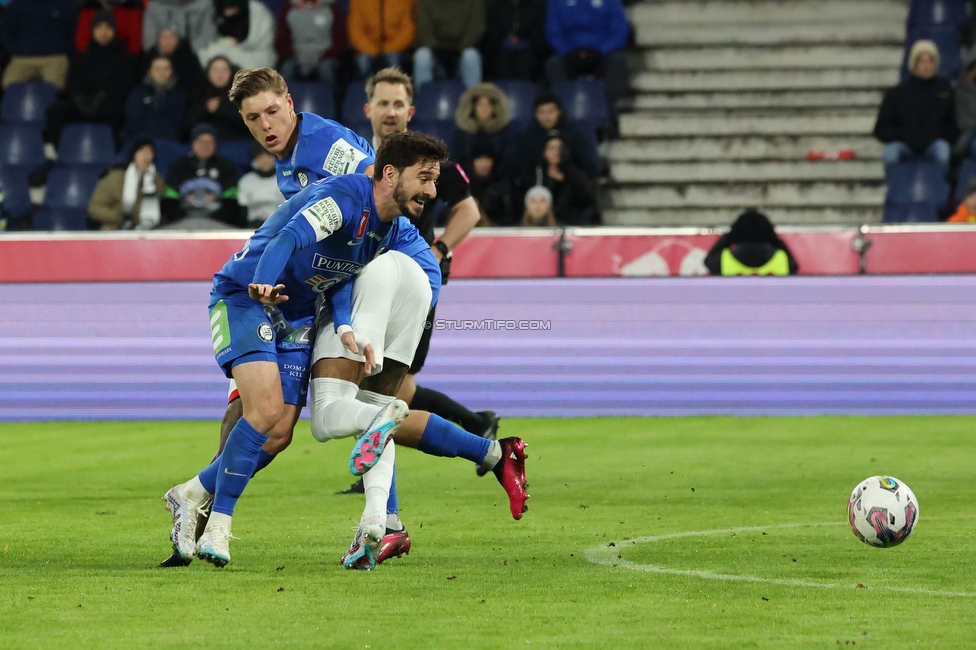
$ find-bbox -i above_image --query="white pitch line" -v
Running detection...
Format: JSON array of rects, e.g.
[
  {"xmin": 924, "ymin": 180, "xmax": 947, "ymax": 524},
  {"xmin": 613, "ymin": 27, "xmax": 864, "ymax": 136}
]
[{"xmin": 585, "ymin": 522, "xmax": 976, "ymax": 598}]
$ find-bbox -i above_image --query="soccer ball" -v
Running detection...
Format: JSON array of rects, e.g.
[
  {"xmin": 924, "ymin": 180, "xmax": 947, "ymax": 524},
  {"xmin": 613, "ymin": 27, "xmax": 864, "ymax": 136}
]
[{"xmin": 847, "ymin": 476, "xmax": 919, "ymax": 548}]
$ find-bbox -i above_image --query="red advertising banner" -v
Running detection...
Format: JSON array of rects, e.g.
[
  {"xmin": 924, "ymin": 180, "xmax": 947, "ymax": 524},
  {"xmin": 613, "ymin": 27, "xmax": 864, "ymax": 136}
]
[{"xmin": 1, "ymin": 225, "xmax": 975, "ymax": 283}]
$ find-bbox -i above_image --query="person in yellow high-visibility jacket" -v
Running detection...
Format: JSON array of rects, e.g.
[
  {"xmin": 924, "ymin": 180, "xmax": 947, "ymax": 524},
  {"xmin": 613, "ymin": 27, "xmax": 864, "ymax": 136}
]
[{"xmin": 703, "ymin": 208, "xmax": 799, "ymax": 276}]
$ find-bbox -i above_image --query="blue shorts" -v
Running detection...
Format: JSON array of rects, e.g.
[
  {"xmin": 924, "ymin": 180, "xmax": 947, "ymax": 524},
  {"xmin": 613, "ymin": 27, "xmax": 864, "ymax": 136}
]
[{"xmin": 209, "ymin": 290, "xmax": 314, "ymax": 407}]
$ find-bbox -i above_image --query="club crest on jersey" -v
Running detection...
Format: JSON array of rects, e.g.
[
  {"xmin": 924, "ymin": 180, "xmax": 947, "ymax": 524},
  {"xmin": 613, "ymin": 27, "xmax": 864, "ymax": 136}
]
[
  {"xmin": 298, "ymin": 171, "xmax": 309, "ymax": 188},
  {"xmin": 257, "ymin": 322, "xmax": 274, "ymax": 342}
]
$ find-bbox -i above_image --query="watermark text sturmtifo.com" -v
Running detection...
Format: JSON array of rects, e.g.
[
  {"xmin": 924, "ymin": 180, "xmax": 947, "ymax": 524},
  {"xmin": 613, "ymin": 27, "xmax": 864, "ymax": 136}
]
[{"xmin": 429, "ymin": 319, "xmax": 552, "ymax": 331}]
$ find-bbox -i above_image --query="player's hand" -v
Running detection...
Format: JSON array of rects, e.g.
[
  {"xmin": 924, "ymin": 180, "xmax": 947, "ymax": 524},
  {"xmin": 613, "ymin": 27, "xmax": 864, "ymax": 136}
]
[
  {"xmin": 340, "ymin": 329, "xmax": 377, "ymax": 374},
  {"xmin": 248, "ymin": 283, "xmax": 289, "ymax": 306}
]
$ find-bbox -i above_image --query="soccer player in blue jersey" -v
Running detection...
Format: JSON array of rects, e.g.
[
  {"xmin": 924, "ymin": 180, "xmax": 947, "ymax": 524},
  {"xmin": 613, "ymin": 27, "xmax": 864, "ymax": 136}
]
[{"xmin": 164, "ymin": 131, "xmax": 448, "ymax": 567}]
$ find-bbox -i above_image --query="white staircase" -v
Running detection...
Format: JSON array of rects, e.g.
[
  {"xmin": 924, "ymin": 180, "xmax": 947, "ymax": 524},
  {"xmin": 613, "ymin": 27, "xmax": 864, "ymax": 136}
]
[{"xmin": 606, "ymin": 0, "xmax": 908, "ymax": 226}]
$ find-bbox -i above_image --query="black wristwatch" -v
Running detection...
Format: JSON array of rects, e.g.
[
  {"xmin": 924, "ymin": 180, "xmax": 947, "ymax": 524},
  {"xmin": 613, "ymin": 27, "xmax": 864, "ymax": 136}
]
[{"xmin": 432, "ymin": 240, "xmax": 450, "ymax": 257}]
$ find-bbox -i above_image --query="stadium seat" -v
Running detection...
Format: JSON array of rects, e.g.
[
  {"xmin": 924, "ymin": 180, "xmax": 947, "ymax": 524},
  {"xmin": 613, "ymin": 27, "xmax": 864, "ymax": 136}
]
[
  {"xmin": 220, "ymin": 139, "xmax": 256, "ymax": 177},
  {"xmin": 289, "ymin": 81, "xmax": 336, "ymax": 120},
  {"xmin": 884, "ymin": 161, "xmax": 949, "ymax": 204},
  {"xmin": 410, "ymin": 119, "xmax": 456, "ymax": 146},
  {"xmin": 341, "ymin": 83, "xmax": 370, "ymax": 132},
  {"xmin": 32, "ymin": 206, "xmax": 88, "ymax": 230},
  {"xmin": 32, "ymin": 167, "xmax": 101, "ymax": 231},
  {"xmin": 907, "ymin": 0, "xmax": 967, "ymax": 30},
  {"xmin": 57, "ymin": 123, "xmax": 116, "ymax": 170},
  {"xmin": 882, "ymin": 201, "xmax": 942, "ymax": 223},
  {"xmin": 0, "ymin": 81, "xmax": 58, "ymax": 126},
  {"xmin": 0, "ymin": 167, "xmax": 33, "ymax": 220},
  {"xmin": 901, "ymin": 29, "xmax": 963, "ymax": 81},
  {"xmin": 0, "ymin": 124, "xmax": 47, "ymax": 173},
  {"xmin": 954, "ymin": 158, "xmax": 976, "ymax": 202},
  {"xmin": 494, "ymin": 80, "xmax": 536, "ymax": 132},
  {"xmin": 152, "ymin": 139, "xmax": 190, "ymax": 178},
  {"xmin": 41, "ymin": 166, "xmax": 101, "ymax": 210},
  {"xmin": 553, "ymin": 79, "xmax": 610, "ymax": 129},
  {"xmin": 414, "ymin": 80, "xmax": 465, "ymax": 123}
]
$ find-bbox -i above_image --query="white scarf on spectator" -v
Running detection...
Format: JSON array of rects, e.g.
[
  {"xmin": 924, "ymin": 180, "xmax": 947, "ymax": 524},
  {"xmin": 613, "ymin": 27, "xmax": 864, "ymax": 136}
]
[{"xmin": 123, "ymin": 163, "xmax": 161, "ymax": 230}]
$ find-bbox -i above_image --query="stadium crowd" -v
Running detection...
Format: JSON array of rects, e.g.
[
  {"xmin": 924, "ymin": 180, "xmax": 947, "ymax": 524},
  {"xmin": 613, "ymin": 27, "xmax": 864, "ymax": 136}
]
[
  {"xmin": 876, "ymin": 0, "xmax": 976, "ymax": 222},
  {"xmin": 0, "ymin": 0, "xmax": 631, "ymax": 231}
]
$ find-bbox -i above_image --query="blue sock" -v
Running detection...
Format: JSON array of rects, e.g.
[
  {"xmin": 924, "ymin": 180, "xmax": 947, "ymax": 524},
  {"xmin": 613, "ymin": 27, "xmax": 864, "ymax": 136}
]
[
  {"xmin": 198, "ymin": 449, "xmax": 275, "ymax": 494},
  {"xmin": 386, "ymin": 464, "xmax": 399, "ymax": 515},
  {"xmin": 417, "ymin": 414, "xmax": 490, "ymax": 465},
  {"xmin": 254, "ymin": 449, "xmax": 275, "ymax": 475},
  {"xmin": 212, "ymin": 417, "xmax": 268, "ymax": 516},
  {"xmin": 199, "ymin": 457, "xmax": 219, "ymax": 494}
]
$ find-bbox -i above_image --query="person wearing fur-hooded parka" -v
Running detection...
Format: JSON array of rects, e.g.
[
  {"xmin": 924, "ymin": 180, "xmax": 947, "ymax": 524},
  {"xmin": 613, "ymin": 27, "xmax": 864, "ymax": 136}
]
[{"xmin": 452, "ymin": 82, "xmax": 515, "ymax": 172}]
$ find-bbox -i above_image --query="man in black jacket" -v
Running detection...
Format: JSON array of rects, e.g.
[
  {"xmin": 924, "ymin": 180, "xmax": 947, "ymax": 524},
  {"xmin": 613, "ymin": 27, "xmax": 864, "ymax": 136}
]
[
  {"xmin": 874, "ymin": 39, "xmax": 959, "ymax": 177},
  {"xmin": 162, "ymin": 122, "xmax": 241, "ymax": 227}
]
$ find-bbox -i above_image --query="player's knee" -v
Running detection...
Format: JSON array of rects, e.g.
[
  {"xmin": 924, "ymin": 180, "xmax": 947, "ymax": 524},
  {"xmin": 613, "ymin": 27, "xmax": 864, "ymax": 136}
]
[{"xmin": 243, "ymin": 401, "xmax": 284, "ymax": 433}]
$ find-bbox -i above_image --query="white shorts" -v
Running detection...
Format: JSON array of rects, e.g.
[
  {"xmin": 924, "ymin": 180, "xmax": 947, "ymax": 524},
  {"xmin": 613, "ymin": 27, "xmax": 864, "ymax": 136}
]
[{"xmin": 312, "ymin": 250, "xmax": 432, "ymax": 375}]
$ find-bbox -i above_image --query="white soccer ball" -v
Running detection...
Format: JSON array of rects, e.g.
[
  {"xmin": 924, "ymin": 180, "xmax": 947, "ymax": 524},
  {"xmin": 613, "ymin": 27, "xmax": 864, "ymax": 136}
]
[{"xmin": 847, "ymin": 475, "xmax": 919, "ymax": 548}]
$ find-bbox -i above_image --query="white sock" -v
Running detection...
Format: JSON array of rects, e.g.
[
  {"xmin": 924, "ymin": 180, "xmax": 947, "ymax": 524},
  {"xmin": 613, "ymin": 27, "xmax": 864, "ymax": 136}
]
[
  {"xmin": 362, "ymin": 441, "xmax": 396, "ymax": 526},
  {"xmin": 481, "ymin": 440, "xmax": 502, "ymax": 470},
  {"xmin": 386, "ymin": 513, "xmax": 404, "ymax": 531},
  {"xmin": 357, "ymin": 389, "xmax": 394, "ymax": 407},
  {"xmin": 310, "ymin": 377, "xmax": 381, "ymax": 442},
  {"xmin": 207, "ymin": 511, "xmax": 232, "ymax": 532},
  {"xmin": 184, "ymin": 475, "xmax": 212, "ymax": 501}
]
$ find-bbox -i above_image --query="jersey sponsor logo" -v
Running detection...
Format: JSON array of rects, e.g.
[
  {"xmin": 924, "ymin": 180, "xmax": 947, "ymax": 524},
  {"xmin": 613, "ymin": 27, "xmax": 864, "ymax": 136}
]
[
  {"xmin": 282, "ymin": 168, "xmax": 292, "ymax": 176},
  {"xmin": 298, "ymin": 171, "xmax": 309, "ymax": 188},
  {"xmin": 257, "ymin": 322, "xmax": 274, "ymax": 342},
  {"xmin": 311, "ymin": 254, "xmax": 364, "ymax": 275},
  {"xmin": 301, "ymin": 196, "xmax": 343, "ymax": 241},
  {"xmin": 304, "ymin": 274, "xmax": 342, "ymax": 293},
  {"xmin": 366, "ymin": 231, "xmax": 383, "ymax": 242},
  {"xmin": 323, "ymin": 138, "xmax": 369, "ymax": 176}
]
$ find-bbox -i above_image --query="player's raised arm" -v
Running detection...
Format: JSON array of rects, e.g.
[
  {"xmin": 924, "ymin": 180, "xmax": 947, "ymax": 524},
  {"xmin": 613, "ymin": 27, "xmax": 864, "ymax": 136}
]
[{"xmin": 250, "ymin": 189, "xmax": 349, "ymax": 296}]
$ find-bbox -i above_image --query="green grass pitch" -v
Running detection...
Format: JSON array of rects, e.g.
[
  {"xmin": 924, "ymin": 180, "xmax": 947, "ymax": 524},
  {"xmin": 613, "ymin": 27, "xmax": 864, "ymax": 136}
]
[{"xmin": 1, "ymin": 416, "xmax": 974, "ymax": 648}]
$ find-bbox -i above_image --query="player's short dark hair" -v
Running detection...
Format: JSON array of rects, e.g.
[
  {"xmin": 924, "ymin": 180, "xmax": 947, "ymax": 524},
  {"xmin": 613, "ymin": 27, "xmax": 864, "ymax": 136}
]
[
  {"xmin": 373, "ymin": 131, "xmax": 449, "ymax": 180},
  {"xmin": 365, "ymin": 67, "xmax": 414, "ymax": 103},
  {"xmin": 228, "ymin": 67, "xmax": 288, "ymax": 108}
]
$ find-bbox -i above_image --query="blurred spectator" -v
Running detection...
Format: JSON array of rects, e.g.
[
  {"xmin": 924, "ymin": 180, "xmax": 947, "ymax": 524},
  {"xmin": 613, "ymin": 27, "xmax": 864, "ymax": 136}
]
[
  {"xmin": 0, "ymin": 174, "xmax": 8, "ymax": 231},
  {"xmin": 238, "ymin": 143, "xmax": 285, "ymax": 228},
  {"xmin": 183, "ymin": 55, "xmax": 250, "ymax": 142},
  {"xmin": 0, "ymin": 0, "xmax": 78, "ymax": 91},
  {"xmin": 515, "ymin": 90, "xmax": 598, "ymax": 191},
  {"xmin": 452, "ymin": 82, "xmax": 514, "ymax": 170},
  {"xmin": 196, "ymin": 0, "xmax": 276, "ymax": 70},
  {"xmin": 162, "ymin": 122, "xmax": 241, "ymax": 226},
  {"xmin": 88, "ymin": 135, "xmax": 166, "ymax": 229},
  {"xmin": 465, "ymin": 142, "xmax": 512, "ymax": 225},
  {"xmin": 123, "ymin": 55, "xmax": 187, "ymax": 142},
  {"xmin": 948, "ymin": 177, "xmax": 976, "ymax": 221},
  {"xmin": 536, "ymin": 135, "xmax": 597, "ymax": 225},
  {"xmin": 544, "ymin": 0, "xmax": 629, "ymax": 114},
  {"xmin": 142, "ymin": 0, "xmax": 216, "ymax": 56},
  {"xmin": 145, "ymin": 27, "xmax": 206, "ymax": 98},
  {"xmin": 703, "ymin": 209, "xmax": 798, "ymax": 276},
  {"xmin": 347, "ymin": 0, "xmax": 416, "ymax": 78},
  {"xmin": 414, "ymin": 0, "xmax": 485, "ymax": 90},
  {"xmin": 874, "ymin": 40, "xmax": 959, "ymax": 177},
  {"xmin": 480, "ymin": 0, "xmax": 547, "ymax": 81},
  {"xmin": 45, "ymin": 11, "xmax": 138, "ymax": 150},
  {"xmin": 519, "ymin": 184, "xmax": 555, "ymax": 227},
  {"xmin": 276, "ymin": 0, "xmax": 347, "ymax": 84},
  {"xmin": 76, "ymin": 0, "xmax": 145, "ymax": 56}
]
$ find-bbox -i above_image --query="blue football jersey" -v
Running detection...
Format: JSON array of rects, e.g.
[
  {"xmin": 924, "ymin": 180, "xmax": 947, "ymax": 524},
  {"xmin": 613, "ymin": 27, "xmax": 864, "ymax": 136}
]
[
  {"xmin": 276, "ymin": 112, "xmax": 374, "ymax": 199},
  {"xmin": 213, "ymin": 174, "xmax": 404, "ymax": 321},
  {"xmin": 326, "ymin": 217, "xmax": 441, "ymax": 330}
]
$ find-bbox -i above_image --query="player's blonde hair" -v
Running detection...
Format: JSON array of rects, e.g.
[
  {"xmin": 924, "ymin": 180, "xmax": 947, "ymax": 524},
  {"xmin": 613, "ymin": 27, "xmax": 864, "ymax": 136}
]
[
  {"xmin": 366, "ymin": 67, "xmax": 414, "ymax": 103},
  {"xmin": 228, "ymin": 67, "xmax": 289, "ymax": 108}
]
